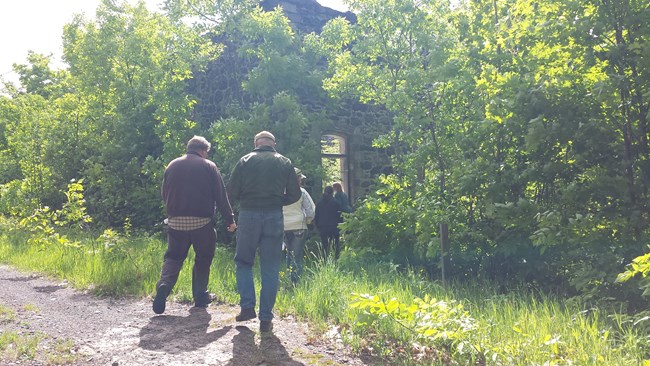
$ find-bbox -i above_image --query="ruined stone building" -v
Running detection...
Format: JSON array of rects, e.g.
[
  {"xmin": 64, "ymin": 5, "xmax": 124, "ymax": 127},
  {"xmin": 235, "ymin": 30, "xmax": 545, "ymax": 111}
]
[{"xmin": 190, "ymin": 0, "xmax": 393, "ymax": 203}]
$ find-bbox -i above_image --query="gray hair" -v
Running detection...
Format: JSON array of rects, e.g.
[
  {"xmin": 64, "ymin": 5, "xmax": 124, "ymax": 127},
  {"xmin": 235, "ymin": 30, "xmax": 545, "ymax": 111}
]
[
  {"xmin": 187, "ymin": 135, "xmax": 211, "ymax": 153},
  {"xmin": 254, "ymin": 131, "xmax": 276, "ymax": 147}
]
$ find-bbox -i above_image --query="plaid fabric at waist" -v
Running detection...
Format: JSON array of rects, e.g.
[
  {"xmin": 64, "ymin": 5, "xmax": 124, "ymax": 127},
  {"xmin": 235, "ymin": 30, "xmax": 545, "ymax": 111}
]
[{"xmin": 167, "ymin": 216, "xmax": 211, "ymax": 231}]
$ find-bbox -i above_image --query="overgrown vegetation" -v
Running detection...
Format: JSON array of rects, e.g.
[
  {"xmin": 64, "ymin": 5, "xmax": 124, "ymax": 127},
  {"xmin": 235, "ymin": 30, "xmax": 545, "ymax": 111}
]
[
  {"xmin": 1, "ymin": 219, "xmax": 648, "ymax": 364},
  {"xmin": 1, "ymin": 0, "xmax": 650, "ymax": 363}
]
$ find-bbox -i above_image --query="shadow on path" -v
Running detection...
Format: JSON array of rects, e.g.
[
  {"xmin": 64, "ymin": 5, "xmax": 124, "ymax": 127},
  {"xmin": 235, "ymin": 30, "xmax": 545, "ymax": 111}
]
[
  {"xmin": 33, "ymin": 284, "xmax": 66, "ymax": 293},
  {"xmin": 139, "ymin": 307, "xmax": 232, "ymax": 354},
  {"xmin": 226, "ymin": 325, "xmax": 304, "ymax": 366},
  {"xmin": 3, "ymin": 275, "xmax": 36, "ymax": 282}
]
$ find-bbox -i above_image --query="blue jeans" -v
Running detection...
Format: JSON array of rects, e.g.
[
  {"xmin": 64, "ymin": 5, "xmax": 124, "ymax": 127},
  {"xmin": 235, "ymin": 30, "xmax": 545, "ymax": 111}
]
[
  {"xmin": 234, "ymin": 209, "xmax": 284, "ymax": 321},
  {"xmin": 284, "ymin": 229, "xmax": 308, "ymax": 284}
]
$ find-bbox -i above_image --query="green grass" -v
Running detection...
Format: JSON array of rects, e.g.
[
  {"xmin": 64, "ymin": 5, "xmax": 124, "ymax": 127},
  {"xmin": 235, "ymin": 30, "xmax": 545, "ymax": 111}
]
[
  {"xmin": 1, "ymin": 222, "xmax": 648, "ymax": 365},
  {"xmin": 0, "ymin": 304, "xmax": 43, "ymax": 363},
  {"xmin": 45, "ymin": 339, "xmax": 78, "ymax": 365},
  {"xmin": 0, "ymin": 325, "xmax": 77, "ymax": 365},
  {"xmin": 23, "ymin": 304, "xmax": 39, "ymax": 313},
  {"xmin": 0, "ymin": 330, "xmax": 41, "ymax": 361},
  {"xmin": 0, "ymin": 304, "xmax": 15, "ymax": 322}
]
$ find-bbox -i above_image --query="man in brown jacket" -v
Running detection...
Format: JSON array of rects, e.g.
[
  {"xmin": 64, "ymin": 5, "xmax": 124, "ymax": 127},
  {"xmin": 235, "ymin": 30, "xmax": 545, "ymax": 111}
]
[{"xmin": 153, "ymin": 136, "xmax": 237, "ymax": 314}]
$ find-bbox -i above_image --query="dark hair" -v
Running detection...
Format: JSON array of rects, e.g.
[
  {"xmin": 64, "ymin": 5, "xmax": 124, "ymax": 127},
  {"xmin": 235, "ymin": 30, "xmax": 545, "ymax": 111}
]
[{"xmin": 324, "ymin": 186, "xmax": 334, "ymax": 197}]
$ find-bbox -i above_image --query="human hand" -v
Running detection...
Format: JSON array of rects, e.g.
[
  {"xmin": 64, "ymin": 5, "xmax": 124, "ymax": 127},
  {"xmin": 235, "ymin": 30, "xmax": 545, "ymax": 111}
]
[{"xmin": 227, "ymin": 223, "xmax": 237, "ymax": 232}]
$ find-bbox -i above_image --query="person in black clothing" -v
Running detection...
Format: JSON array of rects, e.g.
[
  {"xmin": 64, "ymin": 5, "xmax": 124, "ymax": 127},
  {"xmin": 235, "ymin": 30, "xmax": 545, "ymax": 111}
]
[
  {"xmin": 314, "ymin": 185, "xmax": 342, "ymax": 260},
  {"xmin": 332, "ymin": 182, "xmax": 353, "ymax": 213}
]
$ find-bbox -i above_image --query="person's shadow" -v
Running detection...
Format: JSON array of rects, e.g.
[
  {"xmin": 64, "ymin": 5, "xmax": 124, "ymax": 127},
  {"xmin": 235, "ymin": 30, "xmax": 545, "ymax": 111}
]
[
  {"xmin": 226, "ymin": 325, "xmax": 304, "ymax": 366},
  {"xmin": 139, "ymin": 307, "xmax": 232, "ymax": 354}
]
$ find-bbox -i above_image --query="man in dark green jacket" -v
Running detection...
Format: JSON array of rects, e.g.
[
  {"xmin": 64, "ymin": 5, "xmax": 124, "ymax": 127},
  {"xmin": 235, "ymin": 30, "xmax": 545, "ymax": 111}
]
[{"xmin": 227, "ymin": 130, "xmax": 301, "ymax": 333}]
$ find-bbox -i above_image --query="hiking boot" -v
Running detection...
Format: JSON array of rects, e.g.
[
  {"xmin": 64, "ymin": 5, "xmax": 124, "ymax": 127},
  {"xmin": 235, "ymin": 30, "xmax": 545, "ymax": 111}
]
[
  {"xmin": 260, "ymin": 320, "xmax": 273, "ymax": 333},
  {"xmin": 235, "ymin": 308, "xmax": 256, "ymax": 322},
  {"xmin": 194, "ymin": 293, "xmax": 216, "ymax": 308},
  {"xmin": 153, "ymin": 284, "xmax": 170, "ymax": 314}
]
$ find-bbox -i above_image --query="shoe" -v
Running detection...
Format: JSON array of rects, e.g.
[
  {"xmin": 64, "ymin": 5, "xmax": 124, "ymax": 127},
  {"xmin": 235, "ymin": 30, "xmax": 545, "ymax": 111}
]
[
  {"xmin": 260, "ymin": 320, "xmax": 273, "ymax": 333},
  {"xmin": 153, "ymin": 284, "xmax": 170, "ymax": 314},
  {"xmin": 235, "ymin": 308, "xmax": 256, "ymax": 322},
  {"xmin": 194, "ymin": 293, "xmax": 216, "ymax": 308}
]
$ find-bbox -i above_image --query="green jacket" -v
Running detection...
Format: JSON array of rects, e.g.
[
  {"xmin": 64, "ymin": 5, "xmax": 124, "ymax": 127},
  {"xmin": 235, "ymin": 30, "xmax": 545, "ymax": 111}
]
[{"xmin": 227, "ymin": 146, "xmax": 301, "ymax": 210}]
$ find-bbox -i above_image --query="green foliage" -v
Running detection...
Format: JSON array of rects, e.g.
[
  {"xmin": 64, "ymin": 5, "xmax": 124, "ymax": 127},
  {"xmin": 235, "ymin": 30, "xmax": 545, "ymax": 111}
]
[
  {"xmin": 0, "ymin": 331, "xmax": 41, "ymax": 361},
  {"xmin": 97, "ymin": 228, "xmax": 130, "ymax": 260},
  {"xmin": 56, "ymin": 180, "xmax": 93, "ymax": 228},
  {"xmin": 14, "ymin": 180, "xmax": 92, "ymax": 250},
  {"xmin": 1, "ymin": 94, "xmax": 58, "ymax": 209},
  {"xmin": 0, "ymin": 305, "xmax": 15, "ymax": 323},
  {"xmin": 12, "ymin": 52, "xmax": 68, "ymax": 98},
  {"xmin": 0, "ymin": 0, "xmax": 648, "ymax": 321},
  {"xmin": 617, "ymin": 251, "xmax": 650, "ymax": 297},
  {"xmin": 201, "ymin": 3, "xmax": 336, "ymax": 190},
  {"xmin": 311, "ymin": 0, "xmax": 650, "ymax": 303},
  {"xmin": 2, "ymin": 225, "xmax": 649, "ymax": 365},
  {"xmin": 341, "ymin": 176, "xmax": 419, "ymax": 262},
  {"xmin": 350, "ymin": 293, "xmax": 476, "ymax": 344},
  {"xmin": 55, "ymin": 0, "xmax": 219, "ymax": 227},
  {"xmin": 18, "ymin": 206, "xmax": 59, "ymax": 249},
  {"xmin": 0, "ymin": 181, "xmax": 36, "ymax": 218}
]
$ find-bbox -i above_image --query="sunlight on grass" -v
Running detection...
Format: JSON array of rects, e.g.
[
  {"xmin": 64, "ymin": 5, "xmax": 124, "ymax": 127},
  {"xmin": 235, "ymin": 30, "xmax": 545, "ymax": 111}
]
[
  {"xmin": 0, "ymin": 304, "xmax": 15, "ymax": 322},
  {"xmin": 46, "ymin": 338, "xmax": 79, "ymax": 365},
  {"xmin": 0, "ymin": 300, "xmax": 78, "ymax": 364},
  {"xmin": 0, "ymin": 331, "xmax": 41, "ymax": 361},
  {"xmin": 23, "ymin": 304, "xmax": 39, "ymax": 313},
  {"xmin": 1, "ymin": 224, "xmax": 648, "ymax": 365}
]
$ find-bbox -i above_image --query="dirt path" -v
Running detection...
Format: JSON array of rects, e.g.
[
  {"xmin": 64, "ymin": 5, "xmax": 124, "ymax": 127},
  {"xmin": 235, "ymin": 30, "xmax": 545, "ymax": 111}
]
[{"xmin": 0, "ymin": 265, "xmax": 368, "ymax": 365}]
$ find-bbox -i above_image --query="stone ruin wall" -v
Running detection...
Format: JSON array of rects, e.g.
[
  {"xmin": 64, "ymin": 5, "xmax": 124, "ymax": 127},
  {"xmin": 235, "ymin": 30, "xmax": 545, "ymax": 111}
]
[
  {"xmin": 322, "ymin": 101, "xmax": 393, "ymax": 200},
  {"xmin": 190, "ymin": 0, "xmax": 393, "ymax": 202}
]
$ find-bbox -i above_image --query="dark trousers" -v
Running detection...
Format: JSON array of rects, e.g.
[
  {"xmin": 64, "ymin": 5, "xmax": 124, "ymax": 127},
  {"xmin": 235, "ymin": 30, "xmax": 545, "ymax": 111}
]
[
  {"xmin": 157, "ymin": 223, "xmax": 216, "ymax": 304},
  {"xmin": 319, "ymin": 225, "xmax": 340, "ymax": 260},
  {"xmin": 285, "ymin": 229, "xmax": 308, "ymax": 284}
]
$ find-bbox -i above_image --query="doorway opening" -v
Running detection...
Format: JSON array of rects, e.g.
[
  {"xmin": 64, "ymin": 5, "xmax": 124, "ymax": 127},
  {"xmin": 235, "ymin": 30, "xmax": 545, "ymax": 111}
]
[{"xmin": 321, "ymin": 134, "xmax": 349, "ymax": 199}]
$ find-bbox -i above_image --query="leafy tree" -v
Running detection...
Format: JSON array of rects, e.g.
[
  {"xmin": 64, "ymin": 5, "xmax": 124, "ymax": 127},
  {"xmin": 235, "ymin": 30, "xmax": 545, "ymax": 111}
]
[
  {"xmin": 12, "ymin": 52, "xmax": 68, "ymax": 99},
  {"xmin": 317, "ymin": 0, "xmax": 650, "ymax": 301},
  {"xmin": 61, "ymin": 0, "xmax": 218, "ymax": 227},
  {"xmin": 168, "ymin": 0, "xmax": 335, "ymax": 190},
  {"xmin": 1, "ymin": 0, "xmax": 648, "ymax": 305},
  {"xmin": 0, "ymin": 94, "xmax": 55, "ymax": 215},
  {"xmin": 313, "ymin": 0, "xmax": 464, "ymax": 262}
]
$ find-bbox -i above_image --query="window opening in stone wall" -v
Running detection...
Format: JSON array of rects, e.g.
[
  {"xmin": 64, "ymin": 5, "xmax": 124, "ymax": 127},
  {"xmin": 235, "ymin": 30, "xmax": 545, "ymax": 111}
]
[{"xmin": 321, "ymin": 134, "xmax": 349, "ymax": 199}]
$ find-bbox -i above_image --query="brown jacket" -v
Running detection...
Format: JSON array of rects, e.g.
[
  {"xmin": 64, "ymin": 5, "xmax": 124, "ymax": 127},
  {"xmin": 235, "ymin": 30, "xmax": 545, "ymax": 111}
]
[{"xmin": 162, "ymin": 152, "xmax": 234, "ymax": 225}]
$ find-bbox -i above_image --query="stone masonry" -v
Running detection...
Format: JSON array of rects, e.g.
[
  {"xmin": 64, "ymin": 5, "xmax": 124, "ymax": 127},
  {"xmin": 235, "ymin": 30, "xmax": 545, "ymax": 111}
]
[{"xmin": 190, "ymin": 0, "xmax": 392, "ymax": 202}]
